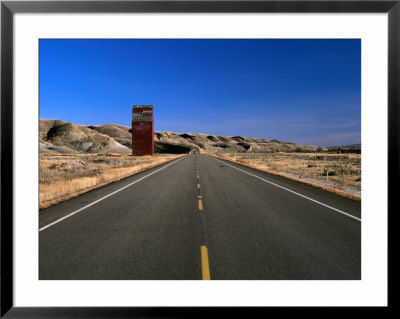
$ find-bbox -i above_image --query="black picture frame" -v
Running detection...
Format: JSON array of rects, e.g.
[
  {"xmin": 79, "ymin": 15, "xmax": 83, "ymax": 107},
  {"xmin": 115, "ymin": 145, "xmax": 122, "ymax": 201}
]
[{"xmin": 1, "ymin": 0, "xmax": 396, "ymax": 317}]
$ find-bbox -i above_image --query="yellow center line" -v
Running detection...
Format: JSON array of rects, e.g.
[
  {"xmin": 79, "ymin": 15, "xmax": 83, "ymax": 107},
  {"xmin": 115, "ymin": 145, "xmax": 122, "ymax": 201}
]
[
  {"xmin": 198, "ymin": 199, "xmax": 203, "ymax": 210},
  {"xmin": 201, "ymin": 246, "xmax": 211, "ymax": 280},
  {"xmin": 197, "ymin": 183, "xmax": 200, "ymax": 189}
]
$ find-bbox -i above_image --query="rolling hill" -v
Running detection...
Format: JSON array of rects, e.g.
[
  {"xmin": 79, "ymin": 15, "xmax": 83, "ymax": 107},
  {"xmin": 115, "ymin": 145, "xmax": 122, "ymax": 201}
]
[{"xmin": 39, "ymin": 119, "xmax": 324, "ymax": 155}]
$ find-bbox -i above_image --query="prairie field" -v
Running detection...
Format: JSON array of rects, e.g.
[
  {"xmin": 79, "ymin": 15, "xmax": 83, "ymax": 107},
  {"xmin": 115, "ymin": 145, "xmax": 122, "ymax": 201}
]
[
  {"xmin": 214, "ymin": 152, "xmax": 361, "ymax": 200},
  {"xmin": 39, "ymin": 153, "xmax": 184, "ymax": 209}
]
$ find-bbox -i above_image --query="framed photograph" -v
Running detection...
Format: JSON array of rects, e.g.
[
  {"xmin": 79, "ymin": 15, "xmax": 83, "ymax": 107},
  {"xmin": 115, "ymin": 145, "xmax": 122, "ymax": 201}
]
[{"xmin": 1, "ymin": 0, "xmax": 396, "ymax": 317}]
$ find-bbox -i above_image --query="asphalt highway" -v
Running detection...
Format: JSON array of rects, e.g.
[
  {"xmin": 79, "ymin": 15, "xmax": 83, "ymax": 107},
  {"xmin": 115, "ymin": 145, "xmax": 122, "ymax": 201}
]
[{"xmin": 39, "ymin": 154, "xmax": 361, "ymax": 280}]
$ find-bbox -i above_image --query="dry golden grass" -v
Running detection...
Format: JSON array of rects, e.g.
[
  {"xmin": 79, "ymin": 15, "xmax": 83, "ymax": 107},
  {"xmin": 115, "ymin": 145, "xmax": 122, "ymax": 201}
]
[
  {"xmin": 210, "ymin": 152, "xmax": 361, "ymax": 201},
  {"xmin": 39, "ymin": 153, "xmax": 185, "ymax": 209}
]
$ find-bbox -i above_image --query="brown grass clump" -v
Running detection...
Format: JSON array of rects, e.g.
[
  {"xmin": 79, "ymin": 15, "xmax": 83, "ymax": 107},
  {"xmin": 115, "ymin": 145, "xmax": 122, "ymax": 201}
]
[
  {"xmin": 209, "ymin": 152, "xmax": 361, "ymax": 201},
  {"xmin": 39, "ymin": 153, "xmax": 185, "ymax": 209}
]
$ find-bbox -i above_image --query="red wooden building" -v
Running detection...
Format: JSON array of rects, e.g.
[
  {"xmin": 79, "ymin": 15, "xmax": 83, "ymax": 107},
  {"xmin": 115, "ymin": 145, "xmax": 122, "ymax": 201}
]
[{"xmin": 132, "ymin": 105, "xmax": 154, "ymax": 156}]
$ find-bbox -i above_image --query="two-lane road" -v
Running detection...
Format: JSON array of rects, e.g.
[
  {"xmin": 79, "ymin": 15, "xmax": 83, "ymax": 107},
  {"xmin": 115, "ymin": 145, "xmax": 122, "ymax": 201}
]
[{"xmin": 39, "ymin": 154, "xmax": 361, "ymax": 280}]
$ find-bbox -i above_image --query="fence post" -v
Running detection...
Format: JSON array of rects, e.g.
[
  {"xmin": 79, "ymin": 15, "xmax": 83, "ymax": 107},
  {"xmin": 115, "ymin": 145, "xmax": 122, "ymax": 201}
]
[{"xmin": 342, "ymin": 172, "xmax": 345, "ymax": 189}]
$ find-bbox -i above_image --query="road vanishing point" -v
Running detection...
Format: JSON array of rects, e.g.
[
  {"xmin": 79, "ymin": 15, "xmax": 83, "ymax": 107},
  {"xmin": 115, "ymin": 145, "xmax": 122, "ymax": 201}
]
[{"xmin": 39, "ymin": 154, "xmax": 361, "ymax": 280}]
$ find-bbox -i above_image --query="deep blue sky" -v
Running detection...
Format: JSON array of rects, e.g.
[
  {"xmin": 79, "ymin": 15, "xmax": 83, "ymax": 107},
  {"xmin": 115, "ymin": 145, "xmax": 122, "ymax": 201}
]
[{"xmin": 39, "ymin": 39, "xmax": 360, "ymax": 146}]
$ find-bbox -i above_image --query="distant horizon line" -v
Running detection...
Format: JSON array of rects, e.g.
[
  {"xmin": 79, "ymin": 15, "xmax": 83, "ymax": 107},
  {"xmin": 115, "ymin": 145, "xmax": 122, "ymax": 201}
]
[{"xmin": 39, "ymin": 118, "xmax": 360, "ymax": 148}]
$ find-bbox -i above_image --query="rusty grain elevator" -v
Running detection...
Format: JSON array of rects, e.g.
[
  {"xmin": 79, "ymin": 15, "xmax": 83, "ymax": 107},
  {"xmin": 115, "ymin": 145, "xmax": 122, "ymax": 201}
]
[{"xmin": 132, "ymin": 105, "xmax": 154, "ymax": 156}]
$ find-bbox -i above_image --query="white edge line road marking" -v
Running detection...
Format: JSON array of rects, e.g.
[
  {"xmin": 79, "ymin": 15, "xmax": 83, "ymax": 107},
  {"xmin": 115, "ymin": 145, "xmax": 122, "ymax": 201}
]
[
  {"xmin": 39, "ymin": 156, "xmax": 185, "ymax": 232},
  {"xmin": 211, "ymin": 157, "xmax": 361, "ymax": 222}
]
